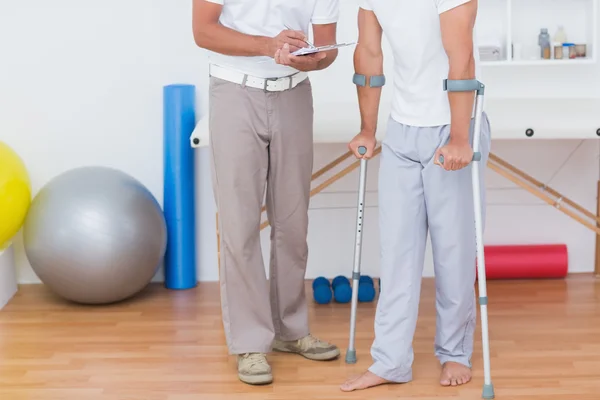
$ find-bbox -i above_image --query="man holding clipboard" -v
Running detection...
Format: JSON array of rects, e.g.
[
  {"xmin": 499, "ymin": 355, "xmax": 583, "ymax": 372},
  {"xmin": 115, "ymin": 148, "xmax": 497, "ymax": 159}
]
[{"xmin": 192, "ymin": 0, "xmax": 343, "ymax": 387}]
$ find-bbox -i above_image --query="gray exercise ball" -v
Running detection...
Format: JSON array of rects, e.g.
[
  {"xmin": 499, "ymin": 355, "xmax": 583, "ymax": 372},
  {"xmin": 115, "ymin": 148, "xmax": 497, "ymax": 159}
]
[{"xmin": 23, "ymin": 166, "xmax": 167, "ymax": 305}]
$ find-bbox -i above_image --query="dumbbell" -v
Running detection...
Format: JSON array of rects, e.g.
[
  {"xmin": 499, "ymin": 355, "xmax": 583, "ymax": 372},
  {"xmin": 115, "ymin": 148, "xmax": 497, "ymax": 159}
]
[
  {"xmin": 332, "ymin": 275, "xmax": 352, "ymax": 303},
  {"xmin": 358, "ymin": 275, "xmax": 376, "ymax": 302},
  {"xmin": 312, "ymin": 277, "xmax": 332, "ymax": 304}
]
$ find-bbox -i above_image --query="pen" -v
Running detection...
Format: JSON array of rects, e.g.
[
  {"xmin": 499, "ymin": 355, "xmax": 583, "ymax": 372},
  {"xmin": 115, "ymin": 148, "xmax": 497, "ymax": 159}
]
[{"xmin": 283, "ymin": 23, "xmax": 315, "ymax": 48}]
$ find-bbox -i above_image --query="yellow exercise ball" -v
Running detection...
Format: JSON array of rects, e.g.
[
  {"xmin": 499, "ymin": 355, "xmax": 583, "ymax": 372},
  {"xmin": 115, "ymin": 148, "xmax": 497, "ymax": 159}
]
[{"xmin": 0, "ymin": 141, "xmax": 31, "ymax": 251}]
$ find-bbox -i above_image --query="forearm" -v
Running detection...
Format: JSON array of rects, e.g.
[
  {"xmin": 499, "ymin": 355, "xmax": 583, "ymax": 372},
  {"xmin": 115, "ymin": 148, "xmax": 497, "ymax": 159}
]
[
  {"xmin": 447, "ymin": 52, "xmax": 476, "ymax": 143},
  {"xmin": 312, "ymin": 23, "xmax": 338, "ymax": 71},
  {"xmin": 354, "ymin": 45, "xmax": 383, "ymax": 136},
  {"xmin": 194, "ymin": 23, "xmax": 270, "ymax": 57}
]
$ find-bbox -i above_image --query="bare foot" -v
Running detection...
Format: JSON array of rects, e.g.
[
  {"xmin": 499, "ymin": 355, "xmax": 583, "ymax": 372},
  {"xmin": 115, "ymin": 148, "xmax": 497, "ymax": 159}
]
[
  {"xmin": 340, "ymin": 370, "xmax": 391, "ymax": 392},
  {"xmin": 440, "ymin": 362, "xmax": 472, "ymax": 386}
]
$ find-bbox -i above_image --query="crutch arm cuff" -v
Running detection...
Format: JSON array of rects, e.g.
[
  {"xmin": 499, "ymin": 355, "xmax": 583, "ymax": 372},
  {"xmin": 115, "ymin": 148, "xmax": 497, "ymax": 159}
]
[
  {"xmin": 353, "ymin": 73, "xmax": 386, "ymax": 88},
  {"xmin": 443, "ymin": 79, "xmax": 485, "ymax": 95}
]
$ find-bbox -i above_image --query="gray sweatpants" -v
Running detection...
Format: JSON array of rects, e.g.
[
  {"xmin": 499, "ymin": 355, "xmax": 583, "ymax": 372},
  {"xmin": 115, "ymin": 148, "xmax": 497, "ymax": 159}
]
[
  {"xmin": 209, "ymin": 76, "xmax": 314, "ymax": 355},
  {"xmin": 369, "ymin": 114, "xmax": 492, "ymax": 382}
]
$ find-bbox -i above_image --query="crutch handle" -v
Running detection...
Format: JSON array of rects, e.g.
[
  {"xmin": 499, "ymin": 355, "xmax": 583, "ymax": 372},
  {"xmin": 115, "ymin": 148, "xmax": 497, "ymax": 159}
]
[
  {"xmin": 438, "ymin": 152, "xmax": 481, "ymax": 165},
  {"xmin": 358, "ymin": 146, "xmax": 367, "ymax": 155}
]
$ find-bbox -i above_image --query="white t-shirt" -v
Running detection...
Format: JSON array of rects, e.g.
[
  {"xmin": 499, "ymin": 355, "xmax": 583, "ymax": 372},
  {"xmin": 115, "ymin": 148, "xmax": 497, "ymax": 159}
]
[
  {"xmin": 205, "ymin": 0, "xmax": 340, "ymax": 78},
  {"xmin": 360, "ymin": 0, "xmax": 481, "ymax": 127}
]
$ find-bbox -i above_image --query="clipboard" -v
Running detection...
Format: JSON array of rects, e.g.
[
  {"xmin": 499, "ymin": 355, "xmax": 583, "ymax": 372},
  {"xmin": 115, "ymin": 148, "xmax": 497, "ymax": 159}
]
[{"xmin": 291, "ymin": 42, "xmax": 357, "ymax": 56}]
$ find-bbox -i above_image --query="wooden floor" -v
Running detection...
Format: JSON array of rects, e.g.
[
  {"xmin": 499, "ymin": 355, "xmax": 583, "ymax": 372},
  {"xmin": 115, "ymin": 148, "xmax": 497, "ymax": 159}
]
[{"xmin": 1, "ymin": 276, "xmax": 600, "ymax": 400}]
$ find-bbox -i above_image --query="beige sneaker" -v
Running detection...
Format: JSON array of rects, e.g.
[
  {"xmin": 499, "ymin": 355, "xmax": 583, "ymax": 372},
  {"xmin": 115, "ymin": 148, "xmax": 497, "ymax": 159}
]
[
  {"xmin": 237, "ymin": 353, "xmax": 273, "ymax": 385},
  {"xmin": 272, "ymin": 334, "xmax": 340, "ymax": 361}
]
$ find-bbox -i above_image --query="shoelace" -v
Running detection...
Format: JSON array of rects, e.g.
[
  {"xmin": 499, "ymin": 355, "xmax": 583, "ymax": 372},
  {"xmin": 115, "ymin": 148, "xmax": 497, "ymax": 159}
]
[
  {"xmin": 242, "ymin": 353, "xmax": 267, "ymax": 368},
  {"xmin": 298, "ymin": 334, "xmax": 325, "ymax": 350}
]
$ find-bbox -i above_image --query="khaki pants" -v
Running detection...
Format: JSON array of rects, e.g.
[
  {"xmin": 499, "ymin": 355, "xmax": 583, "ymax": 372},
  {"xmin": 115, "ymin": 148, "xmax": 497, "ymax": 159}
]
[{"xmin": 209, "ymin": 76, "xmax": 314, "ymax": 354}]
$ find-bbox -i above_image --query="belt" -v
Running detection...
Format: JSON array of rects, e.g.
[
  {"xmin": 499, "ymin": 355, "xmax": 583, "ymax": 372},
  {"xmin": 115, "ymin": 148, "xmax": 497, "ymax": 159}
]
[{"xmin": 209, "ymin": 64, "xmax": 308, "ymax": 92}]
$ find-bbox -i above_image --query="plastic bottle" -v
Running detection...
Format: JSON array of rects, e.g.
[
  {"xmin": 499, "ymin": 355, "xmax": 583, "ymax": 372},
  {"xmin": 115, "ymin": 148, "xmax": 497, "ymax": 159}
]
[
  {"xmin": 552, "ymin": 26, "xmax": 567, "ymax": 59},
  {"xmin": 538, "ymin": 28, "xmax": 551, "ymax": 59},
  {"xmin": 554, "ymin": 25, "xmax": 568, "ymax": 44}
]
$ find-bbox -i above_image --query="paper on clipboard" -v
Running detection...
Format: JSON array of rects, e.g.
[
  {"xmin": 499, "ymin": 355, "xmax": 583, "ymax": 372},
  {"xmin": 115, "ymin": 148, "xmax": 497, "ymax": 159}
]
[{"xmin": 291, "ymin": 42, "xmax": 357, "ymax": 56}]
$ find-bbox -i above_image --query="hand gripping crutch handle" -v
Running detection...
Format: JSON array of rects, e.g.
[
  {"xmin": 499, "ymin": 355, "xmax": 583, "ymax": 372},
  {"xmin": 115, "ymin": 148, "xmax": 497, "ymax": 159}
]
[
  {"xmin": 438, "ymin": 152, "xmax": 481, "ymax": 165},
  {"xmin": 444, "ymin": 78, "xmax": 494, "ymax": 399},
  {"xmin": 345, "ymin": 145, "xmax": 368, "ymax": 364},
  {"xmin": 438, "ymin": 79, "xmax": 485, "ymax": 167}
]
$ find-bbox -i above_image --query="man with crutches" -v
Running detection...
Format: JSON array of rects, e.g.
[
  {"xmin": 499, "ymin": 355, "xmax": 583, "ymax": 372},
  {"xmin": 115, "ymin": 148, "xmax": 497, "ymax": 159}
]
[{"xmin": 340, "ymin": 0, "xmax": 494, "ymax": 397}]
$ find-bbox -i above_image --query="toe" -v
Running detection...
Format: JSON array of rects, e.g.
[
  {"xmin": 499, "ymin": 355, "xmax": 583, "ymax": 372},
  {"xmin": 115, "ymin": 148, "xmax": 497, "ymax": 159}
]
[
  {"xmin": 340, "ymin": 378, "xmax": 356, "ymax": 391},
  {"xmin": 440, "ymin": 370, "xmax": 451, "ymax": 386},
  {"xmin": 340, "ymin": 375, "xmax": 361, "ymax": 392}
]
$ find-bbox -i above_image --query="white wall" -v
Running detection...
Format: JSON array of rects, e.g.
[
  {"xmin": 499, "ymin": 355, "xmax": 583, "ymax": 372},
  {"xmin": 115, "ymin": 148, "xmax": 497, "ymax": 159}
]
[{"xmin": 1, "ymin": 1, "xmax": 598, "ymax": 284}]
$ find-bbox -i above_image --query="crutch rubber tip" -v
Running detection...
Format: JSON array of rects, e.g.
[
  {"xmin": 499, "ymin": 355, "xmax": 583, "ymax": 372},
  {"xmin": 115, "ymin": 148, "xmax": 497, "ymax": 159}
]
[
  {"xmin": 482, "ymin": 383, "xmax": 495, "ymax": 399},
  {"xmin": 344, "ymin": 350, "xmax": 357, "ymax": 364}
]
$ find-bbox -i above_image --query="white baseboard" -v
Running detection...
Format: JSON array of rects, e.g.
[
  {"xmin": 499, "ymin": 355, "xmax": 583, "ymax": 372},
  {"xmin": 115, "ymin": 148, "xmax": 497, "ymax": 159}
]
[{"xmin": 0, "ymin": 245, "xmax": 18, "ymax": 309}]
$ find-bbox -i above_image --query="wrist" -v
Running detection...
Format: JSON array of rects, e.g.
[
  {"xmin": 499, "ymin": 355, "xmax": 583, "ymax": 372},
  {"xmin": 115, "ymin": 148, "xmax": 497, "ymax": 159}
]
[
  {"xmin": 256, "ymin": 36, "xmax": 273, "ymax": 57},
  {"xmin": 449, "ymin": 134, "xmax": 470, "ymax": 146},
  {"xmin": 360, "ymin": 127, "xmax": 376, "ymax": 137},
  {"xmin": 316, "ymin": 50, "xmax": 337, "ymax": 70}
]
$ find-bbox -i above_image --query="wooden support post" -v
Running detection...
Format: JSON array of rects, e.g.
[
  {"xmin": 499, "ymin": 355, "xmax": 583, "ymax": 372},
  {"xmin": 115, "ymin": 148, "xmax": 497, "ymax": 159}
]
[
  {"xmin": 490, "ymin": 154, "xmax": 600, "ymax": 224},
  {"xmin": 595, "ymin": 181, "xmax": 600, "ymax": 277},
  {"xmin": 487, "ymin": 162, "xmax": 600, "ymax": 235}
]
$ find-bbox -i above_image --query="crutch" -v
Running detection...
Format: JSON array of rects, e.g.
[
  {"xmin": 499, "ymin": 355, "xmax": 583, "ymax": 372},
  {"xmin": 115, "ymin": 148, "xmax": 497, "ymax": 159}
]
[
  {"xmin": 440, "ymin": 79, "xmax": 494, "ymax": 399},
  {"xmin": 345, "ymin": 145, "xmax": 368, "ymax": 364}
]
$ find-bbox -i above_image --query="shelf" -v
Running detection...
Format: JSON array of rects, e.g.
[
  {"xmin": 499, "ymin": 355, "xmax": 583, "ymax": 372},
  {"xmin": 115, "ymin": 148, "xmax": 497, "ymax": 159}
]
[
  {"xmin": 483, "ymin": 58, "xmax": 596, "ymax": 66},
  {"xmin": 477, "ymin": 0, "xmax": 598, "ymax": 66}
]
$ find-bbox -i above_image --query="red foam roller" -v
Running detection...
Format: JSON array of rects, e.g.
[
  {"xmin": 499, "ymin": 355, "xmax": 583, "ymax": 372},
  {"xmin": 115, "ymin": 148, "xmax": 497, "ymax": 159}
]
[{"xmin": 477, "ymin": 244, "xmax": 568, "ymax": 280}]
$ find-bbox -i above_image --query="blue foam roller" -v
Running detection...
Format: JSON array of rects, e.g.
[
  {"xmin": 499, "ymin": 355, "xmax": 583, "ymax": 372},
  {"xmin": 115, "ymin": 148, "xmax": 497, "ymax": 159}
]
[
  {"xmin": 358, "ymin": 283, "xmax": 376, "ymax": 302},
  {"xmin": 163, "ymin": 84, "xmax": 197, "ymax": 290},
  {"xmin": 334, "ymin": 284, "xmax": 352, "ymax": 303},
  {"xmin": 314, "ymin": 285, "xmax": 332, "ymax": 304}
]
